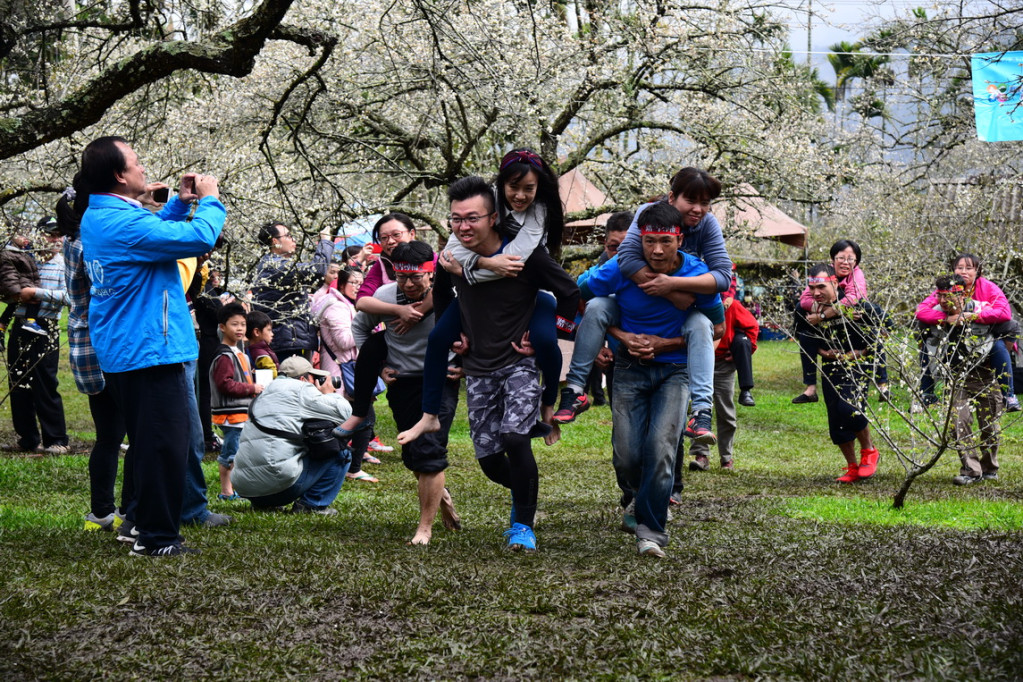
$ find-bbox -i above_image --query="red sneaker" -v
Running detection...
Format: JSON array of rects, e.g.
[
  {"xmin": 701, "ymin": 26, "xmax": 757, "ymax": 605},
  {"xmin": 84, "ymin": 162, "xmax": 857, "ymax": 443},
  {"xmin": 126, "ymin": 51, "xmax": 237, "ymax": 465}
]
[
  {"xmin": 553, "ymin": 388, "xmax": 589, "ymax": 424},
  {"xmin": 857, "ymin": 448, "xmax": 880, "ymax": 479},
  {"xmin": 836, "ymin": 463, "xmax": 861, "ymax": 484}
]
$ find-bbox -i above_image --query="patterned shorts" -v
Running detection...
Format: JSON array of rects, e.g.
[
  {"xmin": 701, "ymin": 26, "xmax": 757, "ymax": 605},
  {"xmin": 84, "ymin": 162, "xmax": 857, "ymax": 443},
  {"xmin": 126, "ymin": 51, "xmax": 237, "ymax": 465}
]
[{"xmin": 465, "ymin": 358, "xmax": 541, "ymax": 459}]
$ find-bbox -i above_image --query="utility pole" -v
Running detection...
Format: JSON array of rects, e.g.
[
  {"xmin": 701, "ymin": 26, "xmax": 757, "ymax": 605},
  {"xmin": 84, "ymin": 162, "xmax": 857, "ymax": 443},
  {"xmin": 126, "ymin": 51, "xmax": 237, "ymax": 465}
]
[{"xmin": 807, "ymin": 0, "xmax": 813, "ymax": 64}]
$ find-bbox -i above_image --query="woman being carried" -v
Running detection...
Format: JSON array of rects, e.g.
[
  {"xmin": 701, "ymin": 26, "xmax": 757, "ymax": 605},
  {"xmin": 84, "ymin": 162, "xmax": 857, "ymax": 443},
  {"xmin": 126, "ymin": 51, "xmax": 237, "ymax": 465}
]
[{"xmin": 793, "ymin": 239, "xmax": 889, "ymax": 403}]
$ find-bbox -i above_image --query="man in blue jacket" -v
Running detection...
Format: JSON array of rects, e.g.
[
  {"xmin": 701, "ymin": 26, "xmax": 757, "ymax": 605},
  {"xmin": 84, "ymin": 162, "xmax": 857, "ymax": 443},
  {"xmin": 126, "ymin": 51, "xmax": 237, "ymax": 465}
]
[{"xmin": 79, "ymin": 136, "xmax": 225, "ymax": 557}]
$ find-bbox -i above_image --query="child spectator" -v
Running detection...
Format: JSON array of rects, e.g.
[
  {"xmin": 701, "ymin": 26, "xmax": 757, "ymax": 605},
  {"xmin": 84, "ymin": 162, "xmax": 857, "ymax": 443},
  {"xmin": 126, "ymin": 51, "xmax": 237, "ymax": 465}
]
[
  {"xmin": 247, "ymin": 310, "xmax": 279, "ymax": 378},
  {"xmin": 211, "ymin": 303, "xmax": 264, "ymax": 500}
]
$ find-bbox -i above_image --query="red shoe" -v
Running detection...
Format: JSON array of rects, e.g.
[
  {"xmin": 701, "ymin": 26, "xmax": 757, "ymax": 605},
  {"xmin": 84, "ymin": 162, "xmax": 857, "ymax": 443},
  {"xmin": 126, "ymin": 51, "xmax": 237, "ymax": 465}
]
[
  {"xmin": 857, "ymin": 448, "xmax": 880, "ymax": 478},
  {"xmin": 836, "ymin": 463, "xmax": 861, "ymax": 484},
  {"xmin": 553, "ymin": 388, "xmax": 589, "ymax": 424}
]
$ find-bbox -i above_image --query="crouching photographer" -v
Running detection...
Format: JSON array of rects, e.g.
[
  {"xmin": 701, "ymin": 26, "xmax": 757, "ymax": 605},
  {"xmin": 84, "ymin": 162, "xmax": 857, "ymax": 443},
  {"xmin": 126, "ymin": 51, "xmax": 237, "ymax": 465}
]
[{"xmin": 232, "ymin": 356, "xmax": 353, "ymax": 515}]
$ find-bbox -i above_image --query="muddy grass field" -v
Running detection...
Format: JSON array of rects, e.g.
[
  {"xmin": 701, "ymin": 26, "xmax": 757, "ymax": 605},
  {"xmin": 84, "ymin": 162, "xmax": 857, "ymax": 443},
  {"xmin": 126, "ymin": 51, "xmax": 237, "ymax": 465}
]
[{"xmin": 2, "ymin": 342, "xmax": 1022, "ymax": 680}]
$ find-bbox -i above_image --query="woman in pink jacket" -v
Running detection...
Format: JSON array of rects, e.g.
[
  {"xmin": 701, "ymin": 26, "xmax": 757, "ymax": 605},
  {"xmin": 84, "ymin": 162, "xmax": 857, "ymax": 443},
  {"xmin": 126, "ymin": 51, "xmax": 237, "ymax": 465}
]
[
  {"xmin": 311, "ymin": 263, "xmax": 361, "ymax": 376},
  {"xmin": 915, "ymin": 253, "xmax": 1020, "ymax": 412},
  {"xmin": 793, "ymin": 239, "xmax": 890, "ymax": 403}
]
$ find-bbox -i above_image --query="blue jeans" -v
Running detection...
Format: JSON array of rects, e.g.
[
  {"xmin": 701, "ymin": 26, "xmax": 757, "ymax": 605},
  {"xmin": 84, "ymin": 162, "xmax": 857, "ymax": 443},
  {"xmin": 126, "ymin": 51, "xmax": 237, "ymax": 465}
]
[
  {"xmin": 181, "ymin": 359, "xmax": 212, "ymax": 525},
  {"xmin": 611, "ymin": 354, "xmax": 689, "ymax": 548},
  {"xmin": 217, "ymin": 425, "xmax": 242, "ymax": 469},
  {"xmin": 682, "ymin": 311, "xmax": 714, "ymax": 413},
  {"xmin": 567, "ymin": 296, "xmax": 712, "ymax": 413},
  {"xmin": 565, "ymin": 297, "xmax": 619, "ymax": 390},
  {"xmin": 246, "ymin": 454, "xmax": 350, "ymax": 509}
]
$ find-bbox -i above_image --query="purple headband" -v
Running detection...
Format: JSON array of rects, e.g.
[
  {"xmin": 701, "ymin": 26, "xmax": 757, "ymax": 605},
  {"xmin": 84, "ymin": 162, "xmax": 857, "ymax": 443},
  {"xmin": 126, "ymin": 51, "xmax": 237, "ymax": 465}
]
[{"xmin": 500, "ymin": 150, "xmax": 544, "ymax": 172}]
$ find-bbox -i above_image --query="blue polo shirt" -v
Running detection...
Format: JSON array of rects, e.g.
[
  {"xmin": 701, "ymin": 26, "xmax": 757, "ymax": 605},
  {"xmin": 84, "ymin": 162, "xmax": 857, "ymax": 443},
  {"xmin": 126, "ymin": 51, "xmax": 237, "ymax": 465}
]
[{"xmin": 580, "ymin": 252, "xmax": 723, "ymax": 364}]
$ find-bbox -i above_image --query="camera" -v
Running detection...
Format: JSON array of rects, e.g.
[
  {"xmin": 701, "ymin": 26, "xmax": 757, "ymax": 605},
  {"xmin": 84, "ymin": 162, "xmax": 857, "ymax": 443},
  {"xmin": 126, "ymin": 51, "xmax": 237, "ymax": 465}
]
[
  {"xmin": 151, "ymin": 187, "xmax": 169, "ymax": 203},
  {"xmin": 316, "ymin": 375, "xmax": 344, "ymax": 390}
]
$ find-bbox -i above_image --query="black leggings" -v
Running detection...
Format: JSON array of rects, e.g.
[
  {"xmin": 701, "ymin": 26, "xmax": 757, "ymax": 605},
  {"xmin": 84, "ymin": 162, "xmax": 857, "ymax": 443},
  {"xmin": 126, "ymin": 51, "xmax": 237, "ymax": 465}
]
[
  {"xmin": 350, "ymin": 332, "xmax": 389, "ymax": 419},
  {"xmin": 87, "ymin": 386, "xmax": 127, "ymax": 518},
  {"xmin": 477, "ymin": 433, "xmax": 538, "ymax": 528}
]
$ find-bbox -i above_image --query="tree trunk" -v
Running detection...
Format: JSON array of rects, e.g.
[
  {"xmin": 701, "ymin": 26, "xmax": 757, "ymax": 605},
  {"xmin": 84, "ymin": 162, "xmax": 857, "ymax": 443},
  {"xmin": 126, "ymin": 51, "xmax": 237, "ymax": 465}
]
[{"xmin": 892, "ymin": 445, "xmax": 947, "ymax": 509}]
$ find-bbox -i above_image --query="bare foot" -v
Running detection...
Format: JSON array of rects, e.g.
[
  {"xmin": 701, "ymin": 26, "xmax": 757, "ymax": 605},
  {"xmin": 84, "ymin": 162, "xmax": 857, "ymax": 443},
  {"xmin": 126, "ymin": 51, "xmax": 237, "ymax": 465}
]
[
  {"xmin": 397, "ymin": 413, "xmax": 441, "ymax": 445},
  {"xmin": 439, "ymin": 488, "xmax": 461, "ymax": 531},
  {"xmin": 540, "ymin": 405, "xmax": 561, "ymax": 446},
  {"xmin": 409, "ymin": 528, "xmax": 432, "ymax": 545},
  {"xmin": 337, "ymin": 414, "xmax": 365, "ymax": 435}
]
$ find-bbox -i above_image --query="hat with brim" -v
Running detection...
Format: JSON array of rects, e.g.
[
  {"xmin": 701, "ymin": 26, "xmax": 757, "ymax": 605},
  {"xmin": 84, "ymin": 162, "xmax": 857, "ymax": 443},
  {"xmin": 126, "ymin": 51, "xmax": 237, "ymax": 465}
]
[
  {"xmin": 37, "ymin": 216, "xmax": 59, "ymax": 234},
  {"xmin": 279, "ymin": 356, "xmax": 331, "ymax": 380}
]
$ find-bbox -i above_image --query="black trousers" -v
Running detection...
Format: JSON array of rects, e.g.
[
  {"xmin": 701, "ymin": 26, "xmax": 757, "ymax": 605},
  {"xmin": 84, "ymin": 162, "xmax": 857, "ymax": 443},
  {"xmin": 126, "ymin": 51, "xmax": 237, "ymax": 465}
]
[
  {"xmin": 197, "ymin": 334, "xmax": 219, "ymax": 444},
  {"xmin": 8, "ymin": 318, "xmax": 67, "ymax": 449},
  {"xmin": 731, "ymin": 331, "xmax": 755, "ymax": 391},
  {"xmin": 107, "ymin": 364, "xmax": 190, "ymax": 549}
]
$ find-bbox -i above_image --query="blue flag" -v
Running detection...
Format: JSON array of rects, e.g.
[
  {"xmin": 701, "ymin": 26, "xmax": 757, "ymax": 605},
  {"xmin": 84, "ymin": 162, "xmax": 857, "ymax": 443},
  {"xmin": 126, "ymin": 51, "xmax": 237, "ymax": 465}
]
[{"xmin": 972, "ymin": 51, "xmax": 1023, "ymax": 142}]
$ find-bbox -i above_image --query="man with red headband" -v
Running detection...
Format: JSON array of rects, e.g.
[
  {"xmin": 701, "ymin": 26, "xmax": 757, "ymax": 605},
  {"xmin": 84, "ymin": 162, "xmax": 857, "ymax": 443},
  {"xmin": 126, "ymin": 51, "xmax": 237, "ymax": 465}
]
[
  {"xmin": 579, "ymin": 202, "xmax": 723, "ymax": 558},
  {"xmin": 350, "ymin": 240, "xmax": 463, "ymax": 544}
]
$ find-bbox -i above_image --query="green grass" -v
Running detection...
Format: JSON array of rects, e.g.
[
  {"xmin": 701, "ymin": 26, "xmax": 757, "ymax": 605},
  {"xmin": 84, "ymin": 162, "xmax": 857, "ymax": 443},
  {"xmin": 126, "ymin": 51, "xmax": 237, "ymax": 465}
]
[
  {"xmin": 1, "ymin": 340, "xmax": 1022, "ymax": 680},
  {"xmin": 779, "ymin": 496, "xmax": 1023, "ymax": 530}
]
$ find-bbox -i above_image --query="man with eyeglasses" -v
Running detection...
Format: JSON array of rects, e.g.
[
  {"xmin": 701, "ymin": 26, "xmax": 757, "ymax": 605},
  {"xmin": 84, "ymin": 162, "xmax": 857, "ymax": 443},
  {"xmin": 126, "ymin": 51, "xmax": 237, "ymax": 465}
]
[
  {"xmin": 351, "ymin": 240, "xmax": 462, "ymax": 545},
  {"xmin": 251, "ymin": 221, "xmax": 335, "ymax": 362},
  {"xmin": 429, "ymin": 176, "xmax": 579, "ymax": 553}
]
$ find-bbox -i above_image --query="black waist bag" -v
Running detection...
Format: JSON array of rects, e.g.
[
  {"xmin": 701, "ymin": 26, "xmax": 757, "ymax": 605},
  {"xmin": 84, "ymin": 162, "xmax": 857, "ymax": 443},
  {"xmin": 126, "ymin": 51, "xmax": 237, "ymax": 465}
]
[{"xmin": 247, "ymin": 398, "xmax": 343, "ymax": 461}]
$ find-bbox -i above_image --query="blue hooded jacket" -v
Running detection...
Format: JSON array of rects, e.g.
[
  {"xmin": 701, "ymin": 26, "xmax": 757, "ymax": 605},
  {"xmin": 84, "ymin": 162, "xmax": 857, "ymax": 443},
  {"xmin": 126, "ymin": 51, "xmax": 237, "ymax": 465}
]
[{"xmin": 80, "ymin": 194, "xmax": 225, "ymax": 373}]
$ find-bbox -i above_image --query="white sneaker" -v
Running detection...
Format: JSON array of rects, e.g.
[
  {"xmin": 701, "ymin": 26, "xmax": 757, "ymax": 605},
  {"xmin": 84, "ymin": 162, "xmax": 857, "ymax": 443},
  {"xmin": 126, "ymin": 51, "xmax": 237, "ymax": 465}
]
[
  {"xmin": 84, "ymin": 512, "xmax": 116, "ymax": 531},
  {"xmin": 367, "ymin": 436, "xmax": 393, "ymax": 453},
  {"xmin": 636, "ymin": 539, "xmax": 666, "ymax": 558}
]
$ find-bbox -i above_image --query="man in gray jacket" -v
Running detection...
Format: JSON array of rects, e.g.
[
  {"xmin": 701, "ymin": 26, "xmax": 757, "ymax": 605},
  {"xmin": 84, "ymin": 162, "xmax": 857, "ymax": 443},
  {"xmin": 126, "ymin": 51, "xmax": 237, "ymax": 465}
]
[
  {"xmin": 232, "ymin": 356, "xmax": 352, "ymax": 514},
  {"xmin": 352, "ymin": 240, "xmax": 461, "ymax": 544}
]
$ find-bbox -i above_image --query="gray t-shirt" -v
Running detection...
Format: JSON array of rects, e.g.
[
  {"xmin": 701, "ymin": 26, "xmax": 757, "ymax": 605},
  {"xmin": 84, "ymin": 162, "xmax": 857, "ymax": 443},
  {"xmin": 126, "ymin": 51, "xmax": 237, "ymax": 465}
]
[{"xmin": 351, "ymin": 283, "xmax": 437, "ymax": 377}]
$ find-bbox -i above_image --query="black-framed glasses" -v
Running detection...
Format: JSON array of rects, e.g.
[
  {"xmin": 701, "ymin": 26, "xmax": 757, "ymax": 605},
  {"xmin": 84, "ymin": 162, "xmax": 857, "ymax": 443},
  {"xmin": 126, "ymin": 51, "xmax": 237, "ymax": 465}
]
[
  {"xmin": 448, "ymin": 213, "xmax": 493, "ymax": 227},
  {"xmin": 395, "ymin": 273, "xmax": 427, "ymax": 284}
]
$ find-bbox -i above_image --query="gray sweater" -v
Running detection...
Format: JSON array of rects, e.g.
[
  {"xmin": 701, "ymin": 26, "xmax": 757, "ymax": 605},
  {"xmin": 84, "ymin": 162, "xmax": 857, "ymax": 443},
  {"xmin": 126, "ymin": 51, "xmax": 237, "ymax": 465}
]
[{"xmin": 351, "ymin": 283, "xmax": 436, "ymax": 378}]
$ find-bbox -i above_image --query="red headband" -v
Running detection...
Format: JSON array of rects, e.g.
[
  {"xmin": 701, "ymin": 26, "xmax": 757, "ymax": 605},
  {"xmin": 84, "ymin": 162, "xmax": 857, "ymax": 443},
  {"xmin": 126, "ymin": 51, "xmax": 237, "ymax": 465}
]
[
  {"xmin": 393, "ymin": 260, "xmax": 435, "ymax": 274},
  {"xmin": 937, "ymin": 284, "xmax": 964, "ymax": 294},
  {"xmin": 639, "ymin": 224, "xmax": 682, "ymax": 236}
]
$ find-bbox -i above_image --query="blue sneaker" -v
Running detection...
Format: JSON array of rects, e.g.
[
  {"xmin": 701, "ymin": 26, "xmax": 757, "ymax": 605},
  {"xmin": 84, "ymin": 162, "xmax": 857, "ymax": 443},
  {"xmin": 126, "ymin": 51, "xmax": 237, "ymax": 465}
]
[
  {"xmin": 620, "ymin": 499, "xmax": 637, "ymax": 534},
  {"xmin": 503, "ymin": 523, "xmax": 537, "ymax": 552}
]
